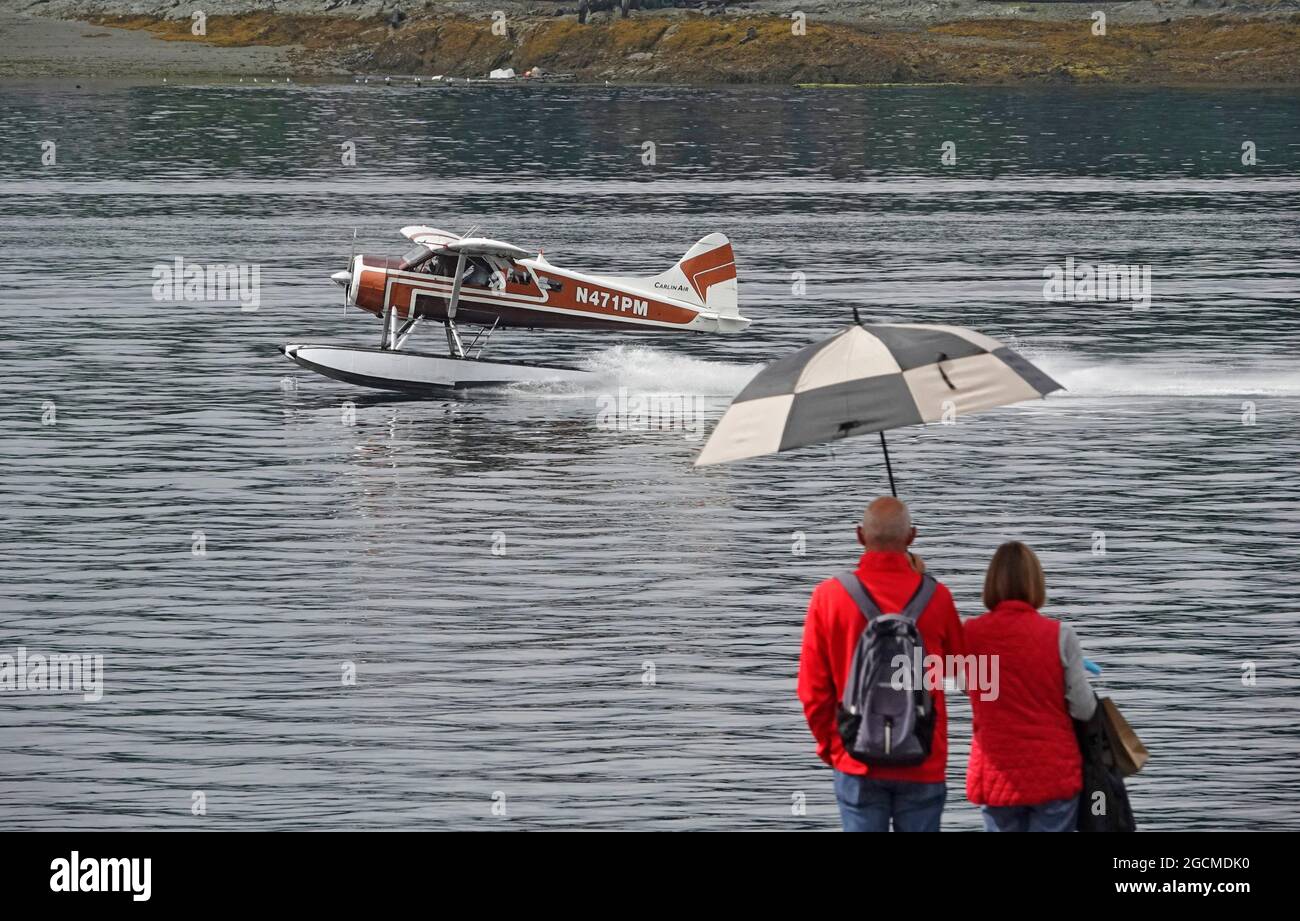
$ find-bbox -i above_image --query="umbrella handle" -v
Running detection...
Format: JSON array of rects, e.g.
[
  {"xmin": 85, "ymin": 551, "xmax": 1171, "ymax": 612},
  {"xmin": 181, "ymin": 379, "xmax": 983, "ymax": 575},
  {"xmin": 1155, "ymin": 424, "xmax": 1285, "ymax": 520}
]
[{"xmin": 880, "ymin": 431, "xmax": 898, "ymax": 497}]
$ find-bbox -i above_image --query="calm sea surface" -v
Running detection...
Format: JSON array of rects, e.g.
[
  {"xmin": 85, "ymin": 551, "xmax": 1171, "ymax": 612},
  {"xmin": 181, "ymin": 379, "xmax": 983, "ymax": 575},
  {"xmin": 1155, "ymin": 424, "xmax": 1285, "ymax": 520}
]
[{"xmin": 1, "ymin": 83, "xmax": 1298, "ymax": 829}]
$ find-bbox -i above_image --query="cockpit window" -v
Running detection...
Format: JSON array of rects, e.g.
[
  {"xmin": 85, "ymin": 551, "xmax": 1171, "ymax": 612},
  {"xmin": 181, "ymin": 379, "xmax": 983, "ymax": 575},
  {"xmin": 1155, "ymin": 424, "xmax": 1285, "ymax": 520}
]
[
  {"xmin": 400, "ymin": 245, "xmax": 434, "ymax": 270},
  {"xmin": 462, "ymin": 257, "xmax": 494, "ymax": 288}
]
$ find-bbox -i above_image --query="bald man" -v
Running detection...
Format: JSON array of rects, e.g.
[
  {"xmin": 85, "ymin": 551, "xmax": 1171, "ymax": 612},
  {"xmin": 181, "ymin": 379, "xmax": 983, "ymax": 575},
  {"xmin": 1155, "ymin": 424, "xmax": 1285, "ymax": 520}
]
[{"xmin": 797, "ymin": 497, "xmax": 965, "ymax": 832}]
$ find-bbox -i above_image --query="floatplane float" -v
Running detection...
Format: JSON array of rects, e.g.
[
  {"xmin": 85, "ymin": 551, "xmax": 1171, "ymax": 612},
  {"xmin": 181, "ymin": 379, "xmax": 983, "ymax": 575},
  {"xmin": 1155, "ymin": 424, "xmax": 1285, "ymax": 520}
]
[{"xmin": 281, "ymin": 226, "xmax": 750, "ymax": 393}]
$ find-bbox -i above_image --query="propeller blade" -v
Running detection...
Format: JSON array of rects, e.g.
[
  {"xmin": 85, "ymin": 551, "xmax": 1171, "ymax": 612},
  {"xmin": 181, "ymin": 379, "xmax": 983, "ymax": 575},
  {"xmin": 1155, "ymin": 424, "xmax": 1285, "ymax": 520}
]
[{"xmin": 344, "ymin": 228, "xmax": 357, "ymax": 314}]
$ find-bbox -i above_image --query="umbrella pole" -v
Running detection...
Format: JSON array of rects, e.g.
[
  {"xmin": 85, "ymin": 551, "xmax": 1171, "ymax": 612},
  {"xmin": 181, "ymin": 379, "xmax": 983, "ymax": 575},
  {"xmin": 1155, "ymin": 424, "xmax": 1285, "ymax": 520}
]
[{"xmin": 879, "ymin": 431, "xmax": 898, "ymax": 497}]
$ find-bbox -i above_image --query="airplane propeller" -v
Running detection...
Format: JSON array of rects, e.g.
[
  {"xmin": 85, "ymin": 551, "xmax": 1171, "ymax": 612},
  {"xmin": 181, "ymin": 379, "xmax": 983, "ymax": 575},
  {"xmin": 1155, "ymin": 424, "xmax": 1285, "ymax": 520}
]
[{"xmin": 331, "ymin": 228, "xmax": 357, "ymax": 314}]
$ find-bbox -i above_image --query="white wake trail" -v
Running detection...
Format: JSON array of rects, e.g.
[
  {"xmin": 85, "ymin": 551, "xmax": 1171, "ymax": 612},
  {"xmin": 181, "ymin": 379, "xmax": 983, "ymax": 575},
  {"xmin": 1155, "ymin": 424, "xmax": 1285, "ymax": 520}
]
[{"xmin": 1029, "ymin": 350, "xmax": 1300, "ymax": 398}]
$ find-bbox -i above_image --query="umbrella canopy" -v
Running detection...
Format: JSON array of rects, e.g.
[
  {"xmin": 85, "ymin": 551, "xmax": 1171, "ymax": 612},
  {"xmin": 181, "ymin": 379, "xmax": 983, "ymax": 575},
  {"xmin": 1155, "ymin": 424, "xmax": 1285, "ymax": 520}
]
[{"xmin": 695, "ymin": 322, "xmax": 1062, "ymax": 468}]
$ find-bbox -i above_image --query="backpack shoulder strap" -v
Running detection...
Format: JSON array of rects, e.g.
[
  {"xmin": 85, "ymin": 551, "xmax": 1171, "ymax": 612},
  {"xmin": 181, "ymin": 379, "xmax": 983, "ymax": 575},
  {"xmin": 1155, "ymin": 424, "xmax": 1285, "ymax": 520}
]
[
  {"xmin": 900, "ymin": 574, "xmax": 939, "ymax": 623},
  {"xmin": 834, "ymin": 571, "xmax": 883, "ymax": 622}
]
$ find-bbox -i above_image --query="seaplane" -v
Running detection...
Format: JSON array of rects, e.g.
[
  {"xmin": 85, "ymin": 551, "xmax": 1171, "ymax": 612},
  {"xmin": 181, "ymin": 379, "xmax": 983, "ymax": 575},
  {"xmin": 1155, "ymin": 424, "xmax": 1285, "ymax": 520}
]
[{"xmin": 281, "ymin": 226, "xmax": 749, "ymax": 393}]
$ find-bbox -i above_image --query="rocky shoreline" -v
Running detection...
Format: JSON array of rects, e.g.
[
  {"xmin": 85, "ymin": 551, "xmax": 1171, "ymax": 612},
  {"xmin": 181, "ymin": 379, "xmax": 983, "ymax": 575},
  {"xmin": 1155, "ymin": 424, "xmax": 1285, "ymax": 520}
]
[{"xmin": 3, "ymin": 0, "xmax": 1299, "ymax": 83}]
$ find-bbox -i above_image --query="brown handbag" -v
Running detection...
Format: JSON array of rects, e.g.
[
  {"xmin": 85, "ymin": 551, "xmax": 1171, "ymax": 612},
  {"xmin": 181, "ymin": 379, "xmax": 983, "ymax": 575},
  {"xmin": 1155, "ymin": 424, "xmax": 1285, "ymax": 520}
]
[{"xmin": 1099, "ymin": 697, "xmax": 1149, "ymax": 777}]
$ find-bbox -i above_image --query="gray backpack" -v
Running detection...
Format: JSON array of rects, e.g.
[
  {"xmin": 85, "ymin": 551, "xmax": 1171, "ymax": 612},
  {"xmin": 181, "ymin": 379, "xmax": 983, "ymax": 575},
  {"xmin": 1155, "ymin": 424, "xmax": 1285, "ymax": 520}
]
[{"xmin": 835, "ymin": 571, "xmax": 938, "ymax": 766}]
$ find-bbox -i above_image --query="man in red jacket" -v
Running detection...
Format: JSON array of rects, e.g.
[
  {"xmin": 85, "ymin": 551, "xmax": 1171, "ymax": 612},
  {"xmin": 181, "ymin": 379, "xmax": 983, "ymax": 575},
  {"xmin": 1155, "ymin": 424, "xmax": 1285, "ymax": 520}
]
[{"xmin": 797, "ymin": 497, "xmax": 965, "ymax": 832}]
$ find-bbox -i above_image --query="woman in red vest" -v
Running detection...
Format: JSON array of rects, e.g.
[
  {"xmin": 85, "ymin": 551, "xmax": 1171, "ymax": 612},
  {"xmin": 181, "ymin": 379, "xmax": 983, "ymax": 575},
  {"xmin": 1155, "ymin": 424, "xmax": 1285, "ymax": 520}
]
[{"xmin": 963, "ymin": 542, "xmax": 1097, "ymax": 832}]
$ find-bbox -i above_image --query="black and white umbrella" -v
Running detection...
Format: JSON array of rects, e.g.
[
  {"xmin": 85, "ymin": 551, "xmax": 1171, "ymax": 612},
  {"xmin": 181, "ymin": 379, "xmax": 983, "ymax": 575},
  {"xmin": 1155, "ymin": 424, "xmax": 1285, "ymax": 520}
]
[{"xmin": 694, "ymin": 320, "xmax": 1063, "ymax": 493}]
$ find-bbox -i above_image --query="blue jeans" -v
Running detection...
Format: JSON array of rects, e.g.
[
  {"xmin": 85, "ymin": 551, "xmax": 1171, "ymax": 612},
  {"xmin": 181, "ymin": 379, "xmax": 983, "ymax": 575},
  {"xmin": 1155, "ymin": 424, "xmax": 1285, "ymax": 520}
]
[
  {"xmin": 982, "ymin": 796, "xmax": 1078, "ymax": 832},
  {"xmin": 833, "ymin": 771, "xmax": 947, "ymax": 832}
]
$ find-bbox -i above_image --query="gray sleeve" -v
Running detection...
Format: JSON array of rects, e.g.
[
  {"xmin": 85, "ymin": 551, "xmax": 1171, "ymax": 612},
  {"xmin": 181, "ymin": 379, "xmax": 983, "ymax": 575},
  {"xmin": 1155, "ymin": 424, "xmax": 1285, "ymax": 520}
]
[{"xmin": 1059, "ymin": 624, "xmax": 1097, "ymax": 721}]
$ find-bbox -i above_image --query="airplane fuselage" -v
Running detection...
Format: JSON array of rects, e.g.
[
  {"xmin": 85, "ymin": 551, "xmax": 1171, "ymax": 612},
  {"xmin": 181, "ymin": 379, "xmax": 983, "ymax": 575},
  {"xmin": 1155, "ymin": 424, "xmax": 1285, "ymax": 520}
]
[{"xmin": 347, "ymin": 254, "xmax": 733, "ymax": 334}]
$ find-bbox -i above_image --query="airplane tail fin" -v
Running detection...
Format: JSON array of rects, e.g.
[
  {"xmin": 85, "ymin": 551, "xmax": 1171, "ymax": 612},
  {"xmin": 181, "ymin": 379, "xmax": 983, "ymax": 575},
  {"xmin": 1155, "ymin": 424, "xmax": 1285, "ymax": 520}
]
[{"xmin": 650, "ymin": 233, "xmax": 739, "ymax": 319}]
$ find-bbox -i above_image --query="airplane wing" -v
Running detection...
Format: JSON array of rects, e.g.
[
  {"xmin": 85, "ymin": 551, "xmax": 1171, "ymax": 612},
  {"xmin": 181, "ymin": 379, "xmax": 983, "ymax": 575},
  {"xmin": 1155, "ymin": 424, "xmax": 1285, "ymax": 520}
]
[
  {"xmin": 400, "ymin": 225, "xmax": 462, "ymax": 251},
  {"xmin": 399, "ymin": 227, "xmax": 534, "ymax": 260},
  {"xmin": 445, "ymin": 237, "xmax": 534, "ymax": 260}
]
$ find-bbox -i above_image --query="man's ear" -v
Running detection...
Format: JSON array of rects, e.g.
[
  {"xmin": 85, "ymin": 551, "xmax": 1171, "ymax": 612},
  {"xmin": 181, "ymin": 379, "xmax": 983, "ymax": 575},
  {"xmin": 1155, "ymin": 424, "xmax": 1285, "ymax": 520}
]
[
  {"xmin": 906, "ymin": 526, "xmax": 917, "ymax": 548},
  {"xmin": 856, "ymin": 525, "xmax": 866, "ymax": 548}
]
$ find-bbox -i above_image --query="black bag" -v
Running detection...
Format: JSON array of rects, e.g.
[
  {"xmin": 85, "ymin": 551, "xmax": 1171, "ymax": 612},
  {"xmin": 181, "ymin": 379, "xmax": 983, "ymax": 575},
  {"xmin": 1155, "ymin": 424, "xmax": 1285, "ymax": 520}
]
[
  {"xmin": 835, "ymin": 571, "xmax": 937, "ymax": 766},
  {"xmin": 1073, "ymin": 696, "xmax": 1137, "ymax": 832}
]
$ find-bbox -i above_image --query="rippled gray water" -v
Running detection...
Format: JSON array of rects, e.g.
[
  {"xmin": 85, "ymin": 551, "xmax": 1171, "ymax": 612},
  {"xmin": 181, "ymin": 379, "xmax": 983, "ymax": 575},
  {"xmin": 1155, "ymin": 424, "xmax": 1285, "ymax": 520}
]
[{"xmin": 1, "ymin": 83, "xmax": 1298, "ymax": 830}]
